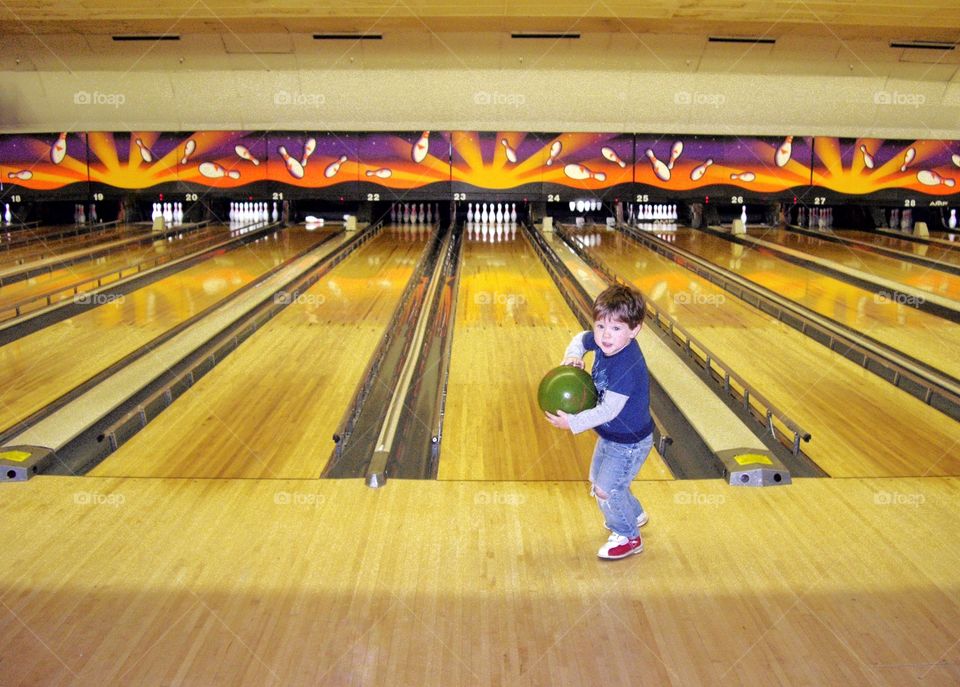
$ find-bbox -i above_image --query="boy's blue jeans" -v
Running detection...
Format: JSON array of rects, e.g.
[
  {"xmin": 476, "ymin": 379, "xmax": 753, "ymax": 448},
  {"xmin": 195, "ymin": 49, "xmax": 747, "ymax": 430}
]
[{"xmin": 589, "ymin": 434, "xmax": 653, "ymax": 539}]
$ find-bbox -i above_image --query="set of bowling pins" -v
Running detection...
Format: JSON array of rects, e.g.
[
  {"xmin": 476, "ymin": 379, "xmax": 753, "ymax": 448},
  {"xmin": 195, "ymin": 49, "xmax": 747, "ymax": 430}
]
[
  {"xmin": 390, "ymin": 203, "xmax": 437, "ymax": 224},
  {"xmin": 466, "ymin": 223, "xmax": 516, "ymax": 243},
  {"xmin": 797, "ymin": 206, "xmax": 833, "ymax": 230},
  {"xmin": 74, "ymin": 203, "xmax": 99, "ymax": 224},
  {"xmin": 569, "ymin": 199, "xmax": 602, "ymax": 214},
  {"xmin": 888, "ymin": 208, "xmax": 913, "ymax": 232},
  {"xmin": 628, "ymin": 203, "xmax": 678, "ymax": 223},
  {"xmin": 151, "ymin": 202, "xmax": 183, "ymax": 225},
  {"xmin": 229, "ymin": 201, "xmax": 277, "ymax": 224},
  {"xmin": 466, "ymin": 202, "xmax": 516, "ymax": 224}
]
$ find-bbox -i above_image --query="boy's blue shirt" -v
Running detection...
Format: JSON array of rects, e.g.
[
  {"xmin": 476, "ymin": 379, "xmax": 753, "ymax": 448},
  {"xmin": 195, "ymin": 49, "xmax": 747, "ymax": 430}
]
[{"xmin": 583, "ymin": 332, "xmax": 654, "ymax": 442}]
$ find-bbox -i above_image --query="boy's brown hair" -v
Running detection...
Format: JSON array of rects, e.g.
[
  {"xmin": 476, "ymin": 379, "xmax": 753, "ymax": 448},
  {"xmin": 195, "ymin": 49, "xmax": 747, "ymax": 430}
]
[{"xmin": 593, "ymin": 284, "xmax": 646, "ymax": 329}]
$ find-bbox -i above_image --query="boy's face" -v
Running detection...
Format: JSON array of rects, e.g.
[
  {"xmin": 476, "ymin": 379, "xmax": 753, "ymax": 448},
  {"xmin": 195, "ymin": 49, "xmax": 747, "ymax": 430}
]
[{"xmin": 593, "ymin": 315, "xmax": 641, "ymax": 357}]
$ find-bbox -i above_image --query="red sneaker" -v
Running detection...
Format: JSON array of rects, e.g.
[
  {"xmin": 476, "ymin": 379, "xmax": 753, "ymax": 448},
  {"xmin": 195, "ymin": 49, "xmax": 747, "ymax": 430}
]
[{"xmin": 597, "ymin": 533, "xmax": 643, "ymax": 559}]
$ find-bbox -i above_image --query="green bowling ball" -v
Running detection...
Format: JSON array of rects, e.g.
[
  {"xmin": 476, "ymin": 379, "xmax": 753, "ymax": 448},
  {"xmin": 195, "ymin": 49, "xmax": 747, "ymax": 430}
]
[{"xmin": 538, "ymin": 366, "xmax": 598, "ymax": 414}]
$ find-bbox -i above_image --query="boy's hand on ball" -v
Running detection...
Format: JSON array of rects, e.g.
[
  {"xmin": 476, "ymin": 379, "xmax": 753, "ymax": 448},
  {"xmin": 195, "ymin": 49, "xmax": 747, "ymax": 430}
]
[
  {"xmin": 545, "ymin": 410, "xmax": 571, "ymax": 430},
  {"xmin": 562, "ymin": 357, "xmax": 584, "ymax": 369}
]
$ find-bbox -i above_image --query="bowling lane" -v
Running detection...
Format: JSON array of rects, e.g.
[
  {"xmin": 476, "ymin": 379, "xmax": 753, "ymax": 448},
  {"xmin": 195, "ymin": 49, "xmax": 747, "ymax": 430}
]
[
  {"xmin": 0, "ymin": 226, "xmax": 339, "ymax": 433},
  {"xmin": 754, "ymin": 227, "xmax": 960, "ymax": 301},
  {"xmin": 91, "ymin": 225, "xmax": 427, "ymax": 479},
  {"xmin": 0, "ymin": 224, "xmax": 237, "ymax": 315},
  {"xmin": 832, "ymin": 229, "xmax": 960, "ymax": 269},
  {"xmin": 579, "ymin": 227, "xmax": 960, "ymax": 477},
  {"xmin": 668, "ymin": 227, "xmax": 960, "ymax": 380},
  {"xmin": 0, "ymin": 222, "xmax": 147, "ymax": 267},
  {"xmin": 439, "ymin": 227, "xmax": 672, "ymax": 481}
]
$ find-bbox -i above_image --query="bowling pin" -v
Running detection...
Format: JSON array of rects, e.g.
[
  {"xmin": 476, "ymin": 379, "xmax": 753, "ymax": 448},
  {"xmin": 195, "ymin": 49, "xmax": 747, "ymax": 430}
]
[
  {"xmin": 3, "ymin": 203, "xmax": 11, "ymax": 225},
  {"xmin": 412, "ymin": 131, "xmax": 430, "ymax": 163},
  {"xmin": 501, "ymin": 138, "xmax": 518, "ymax": 164},
  {"xmin": 563, "ymin": 163, "xmax": 606, "ymax": 182},
  {"xmin": 730, "ymin": 172, "xmax": 756, "ymax": 182},
  {"xmin": 467, "ymin": 203, "xmax": 473, "ymax": 222},
  {"xmin": 952, "ymin": 153, "xmax": 960, "ymax": 168},
  {"xmin": 198, "ymin": 162, "xmax": 240, "ymax": 179},
  {"xmin": 644, "ymin": 149, "xmax": 671, "ymax": 182},
  {"xmin": 667, "ymin": 141, "xmax": 683, "ymax": 170},
  {"xmin": 301, "ymin": 138, "xmax": 317, "ymax": 167},
  {"xmin": 900, "ymin": 147, "xmax": 916, "ymax": 172},
  {"xmin": 949, "ymin": 209, "xmax": 957, "ymax": 230},
  {"xmin": 135, "ymin": 137, "xmax": 153, "ymax": 163},
  {"xmin": 546, "ymin": 140, "xmax": 562, "ymax": 166},
  {"xmin": 916, "ymin": 169, "xmax": 955, "ymax": 187},
  {"xmin": 324, "ymin": 155, "xmax": 347, "ymax": 178},
  {"xmin": 235, "ymin": 145, "xmax": 261, "ymax": 166},
  {"xmin": 775, "ymin": 136, "xmax": 793, "ymax": 167},
  {"xmin": 278, "ymin": 145, "xmax": 306, "ymax": 179},
  {"xmin": 859, "ymin": 144, "xmax": 875, "ymax": 169},
  {"xmin": 50, "ymin": 132, "xmax": 67, "ymax": 165},
  {"xmin": 8, "ymin": 170, "xmax": 33, "ymax": 180},
  {"xmin": 511, "ymin": 203, "xmax": 517, "ymax": 222},
  {"xmin": 740, "ymin": 205, "xmax": 747, "ymax": 225},
  {"xmin": 365, "ymin": 167, "xmax": 392, "ymax": 179},
  {"xmin": 689, "ymin": 159, "xmax": 713, "ymax": 182},
  {"xmin": 181, "ymin": 138, "xmax": 196, "ymax": 165},
  {"xmin": 601, "ymin": 146, "xmax": 626, "ymax": 168}
]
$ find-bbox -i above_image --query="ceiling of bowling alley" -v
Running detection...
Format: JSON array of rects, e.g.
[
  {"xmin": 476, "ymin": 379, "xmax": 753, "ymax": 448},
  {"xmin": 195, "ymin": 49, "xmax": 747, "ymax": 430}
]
[{"xmin": 1, "ymin": 1, "xmax": 959, "ymax": 43}]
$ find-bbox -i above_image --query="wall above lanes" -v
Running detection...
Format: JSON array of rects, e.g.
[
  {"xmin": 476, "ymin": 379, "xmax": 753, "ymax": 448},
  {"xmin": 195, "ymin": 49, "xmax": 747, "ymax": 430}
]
[{"xmin": 2, "ymin": 130, "xmax": 960, "ymax": 210}]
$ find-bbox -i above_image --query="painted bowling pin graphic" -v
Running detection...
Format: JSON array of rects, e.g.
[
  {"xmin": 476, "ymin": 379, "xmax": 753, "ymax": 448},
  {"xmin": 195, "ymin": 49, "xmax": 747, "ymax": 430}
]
[
  {"xmin": 730, "ymin": 172, "xmax": 756, "ymax": 182},
  {"xmin": 235, "ymin": 145, "xmax": 261, "ymax": 166},
  {"xmin": 198, "ymin": 161, "xmax": 241, "ymax": 180},
  {"xmin": 8, "ymin": 170, "xmax": 33, "ymax": 180},
  {"xmin": 546, "ymin": 140, "xmax": 562, "ymax": 166},
  {"xmin": 952, "ymin": 153, "xmax": 960, "ymax": 168},
  {"xmin": 644, "ymin": 149, "xmax": 671, "ymax": 181},
  {"xmin": 501, "ymin": 138, "xmax": 518, "ymax": 163},
  {"xmin": 601, "ymin": 146, "xmax": 626, "ymax": 168},
  {"xmin": 667, "ymin": 141, "xmax": 683, "ymax": 169},
  {"xmin": 900, "ymin": 147, "xmax": 916, "ymax": 172},
  {"xmin": 180, "ymin": 138, "xmax": 196, "ymax": 165},
  {"xmin": 916, "ymin": 169, "xmax": 955, "ymax": 187},
  {"xmin": 134, "ymin": 137, "xmax": 153, "ymax": 163},
  {"xmin": 859, "ymin": 144, "xmax": 875, "ymax": 169},
  {"xmin": 412, "ymin": 131, "xmax": 430, "ymax": 164},
  {"xmin": 50, "ymin": 132, "xmax": 67, "ymax": 165},
  {"xmin": 563, "ymin": 163, "xmax": 606, "ymax": 182},
  {"xmin": 365, "ymin": 167, "xmax": 393, "ymax": 178},
  {"xmin": 301, "ymin": 138, "xmax": 317, "ymax": 167},
  {"xmin": 689, "ymin": 159, "xmax": 714, "ymax": 181},
  {"xmin": 278, "ymin": 145, "xmax": 305, "ymax": 179},
  {"xmin": 775, "ymin": 136, "xmax": 793, "ymax": 167},
  {"xmin": 324, "ymin": 155, "xmax": 348, "ymax": 178}
]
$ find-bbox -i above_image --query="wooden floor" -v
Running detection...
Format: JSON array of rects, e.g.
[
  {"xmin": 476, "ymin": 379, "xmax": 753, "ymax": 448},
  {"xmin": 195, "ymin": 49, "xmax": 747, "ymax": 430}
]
[
  {"xmin": 439, "ymin": 227, "xmax": 672, "ymax": 481},
  {"xmin": 584, "ymin": 228, "xmax": 960, "ymax": 477},
  {"xmin": 1, "ymin": 475, "xmax": 957, "ymax": 686},
  {"xmin": 840, "ymin": 230, "xmax": 960, "ymax": 269}
]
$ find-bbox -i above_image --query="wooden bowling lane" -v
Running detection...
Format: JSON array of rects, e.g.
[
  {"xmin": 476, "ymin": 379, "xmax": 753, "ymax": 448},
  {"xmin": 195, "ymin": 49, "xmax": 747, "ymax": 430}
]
[
  {"xmin": 91, "ymin": 225, "xmax": 426, "ymax": 479},
  {"xmin": 838, "ymin": 229, "xmax": 960, "ymax": 269},
  {"xmin": 438, "ymin": 228, "xmax": 672, "ymax": 482},
  {"xmin": 0, "ymin": 221, "xmax": 147, "ymax": 267},
  {"xmin": 758, "ymin": 227, "xmax": 960, "ymax": 300},
  {"xmin": 0, "ymin": 225, "xmax": 235, "ymax": 314},
  {"xmin": 0, "ymin": 226, "xmax": 337, "ymax": 434},
  {"xmin": 668, "ymin": 227, "xmax": 960, "ymax": 381},
  {"xmin": 584, "ymin": 228, "xmax": 960, "ymax": 477}
]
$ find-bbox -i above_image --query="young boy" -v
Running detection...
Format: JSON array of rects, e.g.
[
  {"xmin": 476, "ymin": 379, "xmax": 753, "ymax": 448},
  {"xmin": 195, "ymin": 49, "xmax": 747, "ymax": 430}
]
[{"xmin": 545, "ymin": 284, "xmax": 653, "ymax": 560}]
